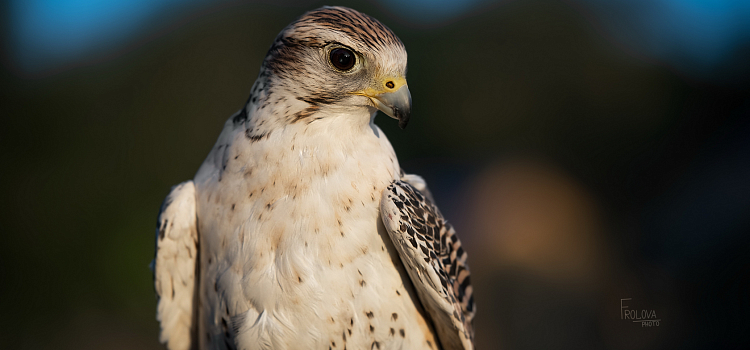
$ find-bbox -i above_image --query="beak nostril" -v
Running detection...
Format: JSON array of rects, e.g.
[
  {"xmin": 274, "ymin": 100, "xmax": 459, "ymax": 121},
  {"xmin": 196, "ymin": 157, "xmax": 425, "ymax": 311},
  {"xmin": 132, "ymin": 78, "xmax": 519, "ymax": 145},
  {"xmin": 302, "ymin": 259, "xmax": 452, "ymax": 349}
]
[{"xmin": 385, "ymin": 81, "xmax": 395, "ymax": 89}]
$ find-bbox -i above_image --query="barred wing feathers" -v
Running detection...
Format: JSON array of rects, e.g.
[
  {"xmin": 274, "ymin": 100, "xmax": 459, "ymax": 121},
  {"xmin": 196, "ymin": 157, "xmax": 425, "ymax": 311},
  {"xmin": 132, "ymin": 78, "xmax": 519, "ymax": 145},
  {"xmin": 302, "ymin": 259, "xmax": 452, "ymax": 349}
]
[{"xmin": 380, "ymin": 178, "xmax": 475, "ymax": 350}]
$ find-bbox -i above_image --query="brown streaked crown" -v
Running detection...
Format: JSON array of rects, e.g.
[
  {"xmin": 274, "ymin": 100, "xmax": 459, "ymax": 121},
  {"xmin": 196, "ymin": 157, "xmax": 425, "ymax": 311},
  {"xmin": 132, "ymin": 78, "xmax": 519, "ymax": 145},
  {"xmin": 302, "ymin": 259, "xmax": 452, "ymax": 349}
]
[
  {"xmin": 239, "ymin": 6, "xmax": 407, "ymax": 129},
  {"xmin": 260, "ymin": 6, "xmax": 405, "ymax": 79},
  {"xmin": 293, "ymin": 6, "xmax": 404, "ymax": 52}
]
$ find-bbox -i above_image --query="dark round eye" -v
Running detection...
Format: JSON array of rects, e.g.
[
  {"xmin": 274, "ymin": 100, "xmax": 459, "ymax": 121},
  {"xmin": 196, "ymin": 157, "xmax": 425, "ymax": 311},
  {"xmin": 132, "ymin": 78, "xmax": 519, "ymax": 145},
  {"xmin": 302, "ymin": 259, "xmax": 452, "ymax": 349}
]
[{"xmin": 330, "ymin": 48, "xmax": 355, "ymax": 71}]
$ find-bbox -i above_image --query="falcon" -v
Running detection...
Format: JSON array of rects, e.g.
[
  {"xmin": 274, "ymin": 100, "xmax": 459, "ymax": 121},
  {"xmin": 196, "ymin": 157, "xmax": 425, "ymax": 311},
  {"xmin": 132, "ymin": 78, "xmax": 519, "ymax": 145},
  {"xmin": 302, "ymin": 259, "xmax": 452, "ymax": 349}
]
[{"xmin": 152, "ymin": 6, "xmax": 474, "ymax": 350}]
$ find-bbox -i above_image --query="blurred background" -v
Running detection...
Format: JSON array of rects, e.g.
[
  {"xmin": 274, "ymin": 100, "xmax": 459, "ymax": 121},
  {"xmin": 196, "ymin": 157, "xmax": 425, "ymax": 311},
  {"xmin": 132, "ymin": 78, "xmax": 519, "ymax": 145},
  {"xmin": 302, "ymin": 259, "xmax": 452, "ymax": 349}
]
[{"xmin": 1, "ymin": 0, "xmax": 749, "ymax": 349}]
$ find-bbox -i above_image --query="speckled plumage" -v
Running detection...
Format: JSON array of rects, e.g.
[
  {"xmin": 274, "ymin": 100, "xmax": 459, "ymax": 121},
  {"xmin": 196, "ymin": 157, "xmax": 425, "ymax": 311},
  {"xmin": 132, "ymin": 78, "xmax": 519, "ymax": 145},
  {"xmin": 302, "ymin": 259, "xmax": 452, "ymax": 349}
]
[
  {"xmin": 152, "ymin": 6, "xmax": 473, "ymax": 350},
  {"xmin": 381, "ymin": 181, "xmax": 475, "ymax": 349}
]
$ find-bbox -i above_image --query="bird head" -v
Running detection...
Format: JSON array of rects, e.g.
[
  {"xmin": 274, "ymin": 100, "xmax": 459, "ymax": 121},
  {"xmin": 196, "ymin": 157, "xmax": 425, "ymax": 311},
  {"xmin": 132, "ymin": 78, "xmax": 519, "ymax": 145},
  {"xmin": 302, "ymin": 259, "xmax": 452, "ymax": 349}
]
[{"xmin": 256, "ymin": 6, "xmax": 411, "ymax": 129}]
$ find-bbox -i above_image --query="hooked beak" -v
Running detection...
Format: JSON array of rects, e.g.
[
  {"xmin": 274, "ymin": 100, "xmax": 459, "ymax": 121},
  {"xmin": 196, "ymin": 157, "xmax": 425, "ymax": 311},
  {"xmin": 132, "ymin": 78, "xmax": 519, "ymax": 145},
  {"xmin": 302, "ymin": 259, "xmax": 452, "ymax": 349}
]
[
  {"xmin": 371, "ymin": 85, "xmax": 411, "ymax": 129},
  {"xmin": 352, "ymin": 77, "xmax": 412, "ymax": 129}
]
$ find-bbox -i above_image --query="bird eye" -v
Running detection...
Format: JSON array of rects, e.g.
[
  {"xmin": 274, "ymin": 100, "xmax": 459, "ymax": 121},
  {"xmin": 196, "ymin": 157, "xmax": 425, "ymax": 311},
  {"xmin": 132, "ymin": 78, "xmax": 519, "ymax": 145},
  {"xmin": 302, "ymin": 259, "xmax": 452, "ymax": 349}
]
[{"xmin": 330, "ymin": 48, "xmax": 355, "ymax": 71}]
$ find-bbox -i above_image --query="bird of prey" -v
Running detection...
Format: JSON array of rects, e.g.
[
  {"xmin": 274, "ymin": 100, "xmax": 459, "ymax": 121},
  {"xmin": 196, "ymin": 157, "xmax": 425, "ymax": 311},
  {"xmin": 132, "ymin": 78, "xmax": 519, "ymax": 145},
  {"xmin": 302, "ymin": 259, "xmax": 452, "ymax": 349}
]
[{"xmin": 152, "ymin": 6, "xmax": 474, "ymax": 350}]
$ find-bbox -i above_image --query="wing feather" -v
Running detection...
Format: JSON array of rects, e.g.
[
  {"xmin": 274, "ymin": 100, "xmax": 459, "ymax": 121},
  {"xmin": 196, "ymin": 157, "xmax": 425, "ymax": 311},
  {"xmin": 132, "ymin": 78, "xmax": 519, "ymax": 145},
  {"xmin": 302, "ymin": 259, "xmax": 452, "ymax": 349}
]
[
  {"xmin": 153, "ymin": 181, "xmax": 199, "ymax": 350},
  {"xmin": 381, "ymin": 176, "xmax": 475, "ymax": 350}
]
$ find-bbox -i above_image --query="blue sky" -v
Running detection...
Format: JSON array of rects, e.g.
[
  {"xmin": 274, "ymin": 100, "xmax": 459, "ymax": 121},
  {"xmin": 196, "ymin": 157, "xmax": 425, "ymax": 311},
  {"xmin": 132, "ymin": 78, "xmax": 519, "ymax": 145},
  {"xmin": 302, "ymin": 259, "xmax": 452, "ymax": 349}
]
[
  {"xmin": 8, "ymin": 0, "xmax": 750, "ymax": 80},
  {"xmin": 581, "ymin": 0, "xmax": 750, "ymax": 77},
  {"xmin": 9, "ymin": 0, "xmax": 185, "ymax": 72}
]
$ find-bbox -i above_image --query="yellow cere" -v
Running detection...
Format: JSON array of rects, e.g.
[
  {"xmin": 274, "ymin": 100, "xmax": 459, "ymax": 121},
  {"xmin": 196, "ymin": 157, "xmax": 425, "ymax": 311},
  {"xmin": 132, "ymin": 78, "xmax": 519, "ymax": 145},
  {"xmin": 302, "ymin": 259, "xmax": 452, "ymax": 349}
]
[{"xmin": 351, "ymin": 76, "xmax": 408, "ymax": 97}]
